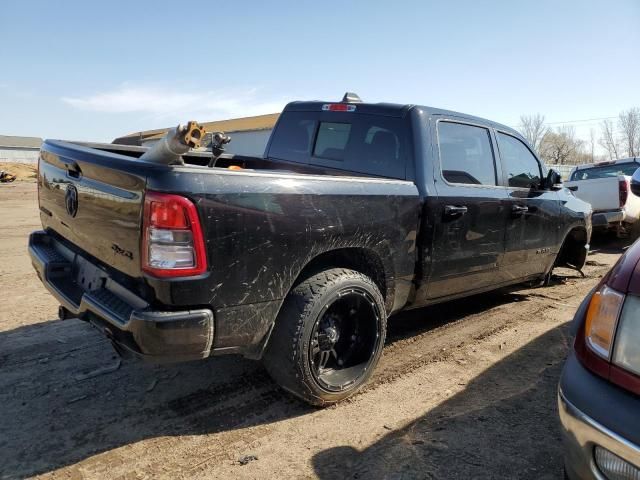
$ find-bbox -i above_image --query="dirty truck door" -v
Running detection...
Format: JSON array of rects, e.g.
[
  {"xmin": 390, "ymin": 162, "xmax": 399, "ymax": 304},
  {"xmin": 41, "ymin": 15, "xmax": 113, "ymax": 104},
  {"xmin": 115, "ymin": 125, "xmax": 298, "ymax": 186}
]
[
  {"xmin": 423, "ymin": 120, "xmax": 509, "ymax": 300},
  {"xmin": 496, "ymin": 131, "xmax": 560, "ymax": 279}
]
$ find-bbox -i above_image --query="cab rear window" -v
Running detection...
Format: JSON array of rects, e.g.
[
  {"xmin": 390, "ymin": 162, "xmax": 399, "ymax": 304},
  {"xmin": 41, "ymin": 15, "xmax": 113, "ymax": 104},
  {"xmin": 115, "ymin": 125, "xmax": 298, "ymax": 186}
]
[
  {"xmin": 267, "ymin": 111, "xmax": 408, "ymax": 179},
  {"xmin": 314, "ymin": 122, "xmax": 351, "ymax": 161}
]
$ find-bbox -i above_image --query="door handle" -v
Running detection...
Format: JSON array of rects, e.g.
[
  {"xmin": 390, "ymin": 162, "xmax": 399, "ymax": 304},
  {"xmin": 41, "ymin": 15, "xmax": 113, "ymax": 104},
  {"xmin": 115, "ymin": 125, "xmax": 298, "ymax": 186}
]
[
  {"xmin": 444, "ymin": 205, "xmax": 468, "ymax": 218},
  {"xmin": 511, "ymin": 204, "xmax": 529, "ymax": 216}
]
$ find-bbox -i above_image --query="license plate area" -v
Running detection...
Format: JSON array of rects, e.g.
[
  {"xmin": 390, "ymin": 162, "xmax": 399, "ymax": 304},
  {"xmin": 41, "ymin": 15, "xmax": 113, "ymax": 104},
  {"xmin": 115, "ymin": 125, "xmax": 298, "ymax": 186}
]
[{"xmin": 74, "ymin": 255, "xmax": 107, "ymax": 292}]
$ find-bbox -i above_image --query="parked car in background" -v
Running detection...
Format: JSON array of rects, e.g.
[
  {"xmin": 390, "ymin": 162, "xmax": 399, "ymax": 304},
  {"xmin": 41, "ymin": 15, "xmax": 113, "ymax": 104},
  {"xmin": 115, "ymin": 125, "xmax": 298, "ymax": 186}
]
[
  {"xmin": 559, "ymin": 238, "xmax": 640, "ymax": 480},
  {"xmin": 565, "ymin": 158, "xmax": 640, "ymax": 236}
]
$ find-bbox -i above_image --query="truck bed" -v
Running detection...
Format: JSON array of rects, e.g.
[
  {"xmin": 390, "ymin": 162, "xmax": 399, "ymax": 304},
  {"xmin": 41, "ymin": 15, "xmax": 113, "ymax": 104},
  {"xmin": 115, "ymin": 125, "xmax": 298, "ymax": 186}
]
[
  {"xmin": 35, "ymin": 139, "xmax": 420, "ymax": 356},
  {"xmin": 77, "ymin": 140, "xmax": 375, "ymax": 177},
  {"xmin": 564, "ymin": 176, "xmax": 624, "ymax": 212},
  {"xmin": 38, "ymin": 139, "xmax": 407, "ymax": 276}
]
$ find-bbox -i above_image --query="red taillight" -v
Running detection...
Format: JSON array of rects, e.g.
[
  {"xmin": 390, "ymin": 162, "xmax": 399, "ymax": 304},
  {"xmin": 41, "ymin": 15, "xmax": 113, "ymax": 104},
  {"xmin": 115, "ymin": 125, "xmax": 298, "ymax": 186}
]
[
  {"xmin": 141, "ymin": 191, "xmax": 207, "ymax": 278},
  {"xmin": 322, "ymin": 103, "xmax": 356, "ymax": 112},
  {"xmin": 149, "ymin": 199, "xmax": 189, "ymax": 229},
  {"xmin": 619, "ymin": 178, "xmax": 629, "ymax": 208},
  {"xmin": 575, "ymin": 285, "xmax": 640, "ymax": 396},
  {"xmin": 609, "ymin": 364, "xmax": 640, "ymax": 396}
]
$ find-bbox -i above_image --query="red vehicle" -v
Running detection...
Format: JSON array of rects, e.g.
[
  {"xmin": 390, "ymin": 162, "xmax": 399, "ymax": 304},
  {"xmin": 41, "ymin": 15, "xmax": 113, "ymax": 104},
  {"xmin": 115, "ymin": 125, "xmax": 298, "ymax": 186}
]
[{"xmin": 559, "ymin": 237, "xmax": 640, "ymax": 479}]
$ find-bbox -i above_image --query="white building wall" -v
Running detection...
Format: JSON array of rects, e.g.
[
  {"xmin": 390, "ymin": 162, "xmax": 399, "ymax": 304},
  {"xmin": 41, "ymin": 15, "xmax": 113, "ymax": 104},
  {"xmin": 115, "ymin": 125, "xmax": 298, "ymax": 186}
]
[
  {"xmin": 141, "ymin": 129, "xmax": 273, "ymax": 158},
  {"xmin": 0, "ymin": 148, "xmax": 40, "ymax": 164},
  {"xmin": 545, "ymin": 164, "xmax": 575, "ymax": 179},
  {"xmin": 224, "ymin": 130, "xmax": 272, "ymax": 157}
]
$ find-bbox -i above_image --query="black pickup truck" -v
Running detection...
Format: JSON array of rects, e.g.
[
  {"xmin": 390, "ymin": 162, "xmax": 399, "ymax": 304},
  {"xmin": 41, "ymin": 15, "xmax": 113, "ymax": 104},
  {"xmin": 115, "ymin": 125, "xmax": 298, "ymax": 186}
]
[{"xmin": 29, "ymin": 94, "xmax": 592, "ymax": 405}]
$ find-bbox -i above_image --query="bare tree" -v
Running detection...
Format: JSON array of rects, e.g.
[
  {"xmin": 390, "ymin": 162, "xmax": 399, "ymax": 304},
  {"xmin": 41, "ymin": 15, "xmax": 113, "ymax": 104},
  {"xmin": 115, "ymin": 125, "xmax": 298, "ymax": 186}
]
[
  {"xmin": 599, "ymin": 119, "xmax": 620, "ymax": 161},
  {"xmin": 589, "ymin": 128, "xmax": 596, "ymax": 162},
  {"xmin": 519, "ymin": 114, "xmax": 547, "ymax": 153},
  {"xmin": 618, "ymin": 107, "xmax": 640, "ymax": 157},
  {"xmin": 539, "ymin": 126, "xmax": 585, "ymax": 165}
]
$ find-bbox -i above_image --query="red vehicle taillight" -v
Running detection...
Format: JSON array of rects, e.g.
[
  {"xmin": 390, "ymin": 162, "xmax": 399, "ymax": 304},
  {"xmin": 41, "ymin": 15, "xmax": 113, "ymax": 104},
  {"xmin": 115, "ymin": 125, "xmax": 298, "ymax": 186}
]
[
  {"xmin": 619, "ymin": 178, "xmax": 629, "ymax": 208},
  {"xmin": 575, "ymin": 284, "xmax": 640, "ymax": 396},
  {"xmin": 141, "ymin": 191, "xmax": 207, "ymax": 278}
]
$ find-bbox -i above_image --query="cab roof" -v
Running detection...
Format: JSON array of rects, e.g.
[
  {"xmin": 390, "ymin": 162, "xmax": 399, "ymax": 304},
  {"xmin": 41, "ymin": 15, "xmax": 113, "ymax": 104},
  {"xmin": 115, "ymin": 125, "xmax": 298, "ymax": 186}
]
[
  {"xmin": 571, "ymin": 157, "xmax": 640, "ymax": 171},
  {"xmin": 283, "ymin": 100, "xmax": 521, "ymax": 138}
]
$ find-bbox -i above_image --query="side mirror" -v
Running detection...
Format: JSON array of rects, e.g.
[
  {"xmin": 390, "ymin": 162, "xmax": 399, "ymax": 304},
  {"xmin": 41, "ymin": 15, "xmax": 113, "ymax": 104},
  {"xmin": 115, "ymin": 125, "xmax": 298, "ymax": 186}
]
[
  {"xmin": 632, "ymin": 169, "xmax": 640, "ymax": 196},
  {"xmin": 542, "ymin": 169, "xmax": 562, "ymax": 190}
]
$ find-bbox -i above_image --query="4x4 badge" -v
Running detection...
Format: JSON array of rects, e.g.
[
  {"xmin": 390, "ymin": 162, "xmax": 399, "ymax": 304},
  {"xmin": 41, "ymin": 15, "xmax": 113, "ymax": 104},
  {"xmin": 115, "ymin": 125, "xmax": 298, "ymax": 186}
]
[{"xmin": 65, "ymin": 184, "xmax": 78, "ymax": 217}]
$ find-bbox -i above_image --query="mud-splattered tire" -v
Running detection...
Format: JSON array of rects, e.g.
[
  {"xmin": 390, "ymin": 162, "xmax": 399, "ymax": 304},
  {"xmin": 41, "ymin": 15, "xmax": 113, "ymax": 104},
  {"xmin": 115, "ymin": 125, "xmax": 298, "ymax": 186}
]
[{"xmin": 262, "ymin": 268, "xmax": 387, "ymax": 406}]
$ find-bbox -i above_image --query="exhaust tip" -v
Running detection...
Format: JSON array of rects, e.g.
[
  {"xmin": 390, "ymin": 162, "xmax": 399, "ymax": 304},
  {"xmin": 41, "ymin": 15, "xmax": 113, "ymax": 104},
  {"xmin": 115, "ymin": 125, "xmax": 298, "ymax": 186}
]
[{"xmin": 58, "ymin": 305, "xmax": 73, "ymax": 320}]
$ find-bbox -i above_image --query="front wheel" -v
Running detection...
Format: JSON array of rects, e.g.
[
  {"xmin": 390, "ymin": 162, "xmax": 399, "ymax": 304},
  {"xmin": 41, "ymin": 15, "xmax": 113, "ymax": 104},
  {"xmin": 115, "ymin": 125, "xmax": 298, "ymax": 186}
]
[{"xmin": 263, "ymin": 268, "xmax": 387, "ymax": 406}]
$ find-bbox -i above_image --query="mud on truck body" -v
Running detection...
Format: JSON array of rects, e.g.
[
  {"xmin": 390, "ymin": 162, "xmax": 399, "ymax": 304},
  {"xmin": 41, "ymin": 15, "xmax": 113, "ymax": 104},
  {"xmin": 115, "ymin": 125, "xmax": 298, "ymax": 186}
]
[{"xmin": 30, "ymin": 94, "xmax": 592, "ymax": 405}]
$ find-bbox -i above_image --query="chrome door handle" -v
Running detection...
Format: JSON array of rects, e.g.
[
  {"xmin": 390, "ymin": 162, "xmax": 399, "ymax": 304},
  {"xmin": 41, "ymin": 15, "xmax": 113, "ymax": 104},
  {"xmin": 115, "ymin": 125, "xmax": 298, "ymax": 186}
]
[
  {"xmin": 444, "ymin": 205, "xmax": 468, "ymax": 218},
  {"xmin": 511, "ymin": 204, "xmax": 529, "ymax": 216}
]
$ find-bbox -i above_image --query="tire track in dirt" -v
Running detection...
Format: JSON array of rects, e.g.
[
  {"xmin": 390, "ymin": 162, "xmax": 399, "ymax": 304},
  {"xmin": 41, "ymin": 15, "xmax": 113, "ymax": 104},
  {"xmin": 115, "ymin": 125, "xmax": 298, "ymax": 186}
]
[
  {"xmin": 1, "ymin": 183, "xmax": 623, "ymax": 478},
  {"xmin": 48, "ymin": 266, "xmax": 610, "ymax": 478}
]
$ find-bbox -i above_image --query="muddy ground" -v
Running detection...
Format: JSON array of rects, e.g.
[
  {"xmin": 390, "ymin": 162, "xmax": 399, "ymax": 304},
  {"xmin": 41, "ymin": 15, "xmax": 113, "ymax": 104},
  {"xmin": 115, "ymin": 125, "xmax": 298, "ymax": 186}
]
[{"xmin": 0, "ymin": 182, "xmax": 629, "ymax": 479}]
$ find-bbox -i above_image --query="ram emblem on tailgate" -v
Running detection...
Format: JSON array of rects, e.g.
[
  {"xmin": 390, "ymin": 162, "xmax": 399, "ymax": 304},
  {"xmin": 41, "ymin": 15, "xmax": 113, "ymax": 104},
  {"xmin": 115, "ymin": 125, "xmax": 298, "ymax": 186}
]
[{"xmin": 64, "ymin": 185, "xmax": 78, "ymax": 217}]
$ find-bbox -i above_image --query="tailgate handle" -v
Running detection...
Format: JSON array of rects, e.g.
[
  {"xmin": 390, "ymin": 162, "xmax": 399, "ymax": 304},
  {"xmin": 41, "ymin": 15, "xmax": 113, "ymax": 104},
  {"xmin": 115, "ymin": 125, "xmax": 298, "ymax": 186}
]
[{"xmin": 66, "ymin": 162, "xmax": 82, "ymax": 179}]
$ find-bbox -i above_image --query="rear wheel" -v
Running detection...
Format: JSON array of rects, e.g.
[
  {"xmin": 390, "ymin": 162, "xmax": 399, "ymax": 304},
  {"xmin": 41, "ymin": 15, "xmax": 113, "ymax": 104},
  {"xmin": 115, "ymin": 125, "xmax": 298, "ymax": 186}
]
[
  {"xmin": 554, "ymin": 229, "xmax": 589, "ymax": 274},
  {"xmin": 263, "ymin": 268, "xmax": 386, "ymax": 406}
]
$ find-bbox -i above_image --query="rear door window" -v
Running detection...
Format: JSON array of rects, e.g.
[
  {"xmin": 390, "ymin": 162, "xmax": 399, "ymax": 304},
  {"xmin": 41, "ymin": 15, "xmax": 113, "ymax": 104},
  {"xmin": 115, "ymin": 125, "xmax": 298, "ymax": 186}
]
[
  {"xmin": 497, "ymin": 132, "xmax": 542, "ymax": 189},
  {"xmin": 437, "ymin": 121, "xmax": 497, "ymax": 185}
]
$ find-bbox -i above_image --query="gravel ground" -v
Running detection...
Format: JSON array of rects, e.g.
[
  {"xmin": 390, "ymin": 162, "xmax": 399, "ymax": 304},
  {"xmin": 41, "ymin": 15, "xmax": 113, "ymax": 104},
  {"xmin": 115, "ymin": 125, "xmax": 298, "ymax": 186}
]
[{"xmin": 0, "ymin": 182, "xmax": 628, "ymax": 479}]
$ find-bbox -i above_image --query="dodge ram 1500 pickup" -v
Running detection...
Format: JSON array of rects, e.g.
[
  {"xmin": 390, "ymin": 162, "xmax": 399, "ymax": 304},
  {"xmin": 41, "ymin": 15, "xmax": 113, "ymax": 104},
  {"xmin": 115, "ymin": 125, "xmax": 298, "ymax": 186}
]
[{"xmin": 29, "ymin": 93, "xmax": 592, "ymax": 405}]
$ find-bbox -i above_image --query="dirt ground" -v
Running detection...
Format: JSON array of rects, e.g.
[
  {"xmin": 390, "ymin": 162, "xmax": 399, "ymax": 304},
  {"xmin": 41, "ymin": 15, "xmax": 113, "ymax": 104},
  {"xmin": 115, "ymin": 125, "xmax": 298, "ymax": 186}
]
[
  {"xmin": 0, "ymin": 182, "xmax": 629, "ymax": 480},
  {"xmin": 0, "ymin": 163, "xmax": 37, "ymax": 182}
]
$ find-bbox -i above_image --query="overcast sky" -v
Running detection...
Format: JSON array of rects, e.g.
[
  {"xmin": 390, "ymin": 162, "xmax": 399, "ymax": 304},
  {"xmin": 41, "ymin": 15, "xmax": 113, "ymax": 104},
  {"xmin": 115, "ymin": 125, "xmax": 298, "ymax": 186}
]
[{"xmin": 0, "ymin": 0, "xmax": 638, "ymax": 144}]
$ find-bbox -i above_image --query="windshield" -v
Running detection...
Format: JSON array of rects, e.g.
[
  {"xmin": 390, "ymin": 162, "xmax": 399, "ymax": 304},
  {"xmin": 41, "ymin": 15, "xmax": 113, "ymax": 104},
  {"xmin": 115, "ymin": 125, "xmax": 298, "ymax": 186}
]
[{"xmin": 570, "ymin": 162, "xmax": 640, "ymax": 181}]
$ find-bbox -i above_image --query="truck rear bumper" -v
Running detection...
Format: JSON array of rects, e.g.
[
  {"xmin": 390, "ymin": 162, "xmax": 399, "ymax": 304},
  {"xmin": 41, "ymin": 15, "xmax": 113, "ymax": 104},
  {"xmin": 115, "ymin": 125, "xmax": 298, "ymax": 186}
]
[
  {"xmin": 29, "ymin": 230, "xmax": 214, "ymax": 362},
  {"xmin": 592, "ymin": 209, "xmax": 625, "ymax": 230}
]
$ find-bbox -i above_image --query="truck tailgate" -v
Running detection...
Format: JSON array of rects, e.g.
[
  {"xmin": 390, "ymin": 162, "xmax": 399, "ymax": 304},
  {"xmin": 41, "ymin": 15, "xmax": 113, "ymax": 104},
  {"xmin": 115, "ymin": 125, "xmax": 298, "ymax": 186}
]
[
  {"xmin": 37, "ymin": 140, "xmax": 147, "ymax": 278},
  {"xmin": 564, "ymin": 176, "xmax": 621, "ymax": 211}
]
